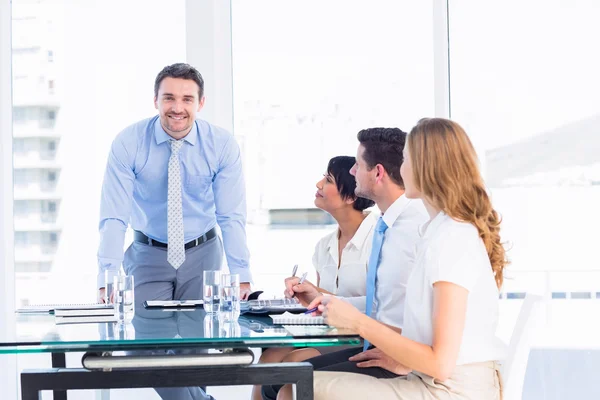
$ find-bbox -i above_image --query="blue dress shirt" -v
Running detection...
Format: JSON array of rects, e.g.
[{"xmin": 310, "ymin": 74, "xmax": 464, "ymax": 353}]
[{"xmin": 97, "ymin": 116, "xmax": 251, "ymax": 287}]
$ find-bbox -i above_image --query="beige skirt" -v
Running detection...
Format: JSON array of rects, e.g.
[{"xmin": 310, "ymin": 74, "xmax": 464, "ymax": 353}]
[{"xmin": 313, "ymin": 361, "xmax": 502, "ymax": 400}]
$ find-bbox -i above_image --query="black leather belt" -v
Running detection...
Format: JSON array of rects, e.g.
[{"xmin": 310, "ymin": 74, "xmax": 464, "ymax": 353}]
[{"xmin": 134, "ymin": 227, "xmax": 217, "ymax": 250}]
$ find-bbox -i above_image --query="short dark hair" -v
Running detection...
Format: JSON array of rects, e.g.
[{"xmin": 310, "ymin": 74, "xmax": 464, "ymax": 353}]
[
  {"xmin": 327, "ymin": 156, "xmax": 375, "ymax": 212},
  {"xmin": 357, "ymin": 127, "xmax": 407, "ymax": 187},
  {"xmin": 154, "ymin": 63, "xmax": 204, "ymax": 99}
]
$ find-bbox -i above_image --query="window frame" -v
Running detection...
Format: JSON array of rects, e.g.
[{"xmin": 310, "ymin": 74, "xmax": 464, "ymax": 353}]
[{"xmin": 0, "ymin": 0, "xmax": 17, "ymax": 397}]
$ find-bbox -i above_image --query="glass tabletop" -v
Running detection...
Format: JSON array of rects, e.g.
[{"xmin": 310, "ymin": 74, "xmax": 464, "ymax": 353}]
[{"xmin": 0, "ymin": 307, "xmax": 360, "ymax": 354}]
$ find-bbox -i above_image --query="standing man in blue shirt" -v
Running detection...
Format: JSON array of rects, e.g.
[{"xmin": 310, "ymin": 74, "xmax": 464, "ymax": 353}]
[{"xmin": 97, "ymin": 63, "xmax": 252, "ymax": 307}]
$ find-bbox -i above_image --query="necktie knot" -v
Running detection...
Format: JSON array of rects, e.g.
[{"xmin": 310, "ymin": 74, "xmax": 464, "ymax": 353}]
[
  {"xmin": 170, "ymin": 139, "xmax": 184, "ymax": 154},
  {"xmin": 375, "ymin": 217, "xmax": 388, "ymax": 233}
]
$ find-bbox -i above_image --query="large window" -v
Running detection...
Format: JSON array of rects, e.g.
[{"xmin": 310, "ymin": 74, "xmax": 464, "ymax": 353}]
[
  {"xmin": 450, "ymin": 0, "xmax": 600, "ymax": 302},
  {"xmin": 11, "ymin": 0, "xmax": 187, "ymax": 307},
  {"xmin": 232, "ymin": 0, "xmax": 436, "ymax": 289},
  {"xmin": 10, "ymin": 1, "xmax": 188, "ymax": 398},
  {"xmin": 449, "ymin": 1, "xmax": 600, "ymax": 396}
]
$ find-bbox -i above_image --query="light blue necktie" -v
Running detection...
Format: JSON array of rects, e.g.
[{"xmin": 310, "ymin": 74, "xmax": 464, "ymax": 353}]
[{"xmin": 363, "ymin": 217, "xmax": 388, "ymax": 351}]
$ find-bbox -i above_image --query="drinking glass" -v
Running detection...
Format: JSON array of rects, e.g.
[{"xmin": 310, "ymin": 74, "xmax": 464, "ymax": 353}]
[
  {"xmin": 203, "ymin": 270, "xmax": 221, "ymax": 313},
  {"xmin": 103, "ymin": 270, "xmax": 118, "ymax": 304},
  {"xmin": 113, "ymin": 274, "xmax": 135, "ymax": 322}
]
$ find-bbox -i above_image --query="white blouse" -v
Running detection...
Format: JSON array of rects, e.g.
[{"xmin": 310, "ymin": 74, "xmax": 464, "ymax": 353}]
[
  {"xmin": 403, "ymin": 212, "xmax": 507, "ymax": 365},
  {"xmin": 312, "ymin": 212, "xmax": 377, "ymax": 312}
]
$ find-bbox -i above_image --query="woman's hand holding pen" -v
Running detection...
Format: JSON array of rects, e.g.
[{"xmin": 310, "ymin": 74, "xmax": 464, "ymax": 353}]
[
  {"xmin": 283, "ymin": 274, "xmax": 321, "ymax": 307},
  {"xmin": 307, "ymin": 296, "xmax": 364, "ymax": 331}
]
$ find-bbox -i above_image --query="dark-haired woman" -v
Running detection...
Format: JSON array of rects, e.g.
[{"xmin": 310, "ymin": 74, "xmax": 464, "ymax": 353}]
[{"xmin": 250, "ymin": 156, "xmax": 376, "ymax": 400}]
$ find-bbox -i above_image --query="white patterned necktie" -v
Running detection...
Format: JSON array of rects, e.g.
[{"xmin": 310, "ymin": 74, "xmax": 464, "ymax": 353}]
[{"xmin": 167, "ymin": 139, "xmax": 185, "ymax": 269}]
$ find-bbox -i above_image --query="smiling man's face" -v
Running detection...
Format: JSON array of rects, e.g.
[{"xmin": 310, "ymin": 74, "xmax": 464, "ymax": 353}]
[{"xmin": 154, "ymin": 77, "xmax": 204, "ymax": 139}]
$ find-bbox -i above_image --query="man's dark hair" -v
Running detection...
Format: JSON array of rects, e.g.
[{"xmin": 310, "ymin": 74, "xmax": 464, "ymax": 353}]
[
  {"xmin": 327, "ymin": 156, "xmax": 375, "ymax": 211},
  {"xmin": 357, "ymin": 127, "xmax": 407, "ymax": 187},
  {"xmin": 154, "ymin": 63, "xmax": 204, "ymax": 99}
]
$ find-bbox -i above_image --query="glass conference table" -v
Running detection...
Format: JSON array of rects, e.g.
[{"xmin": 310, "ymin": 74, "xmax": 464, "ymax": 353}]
[{"xmin": 2, "ymin": 306, "xmax": 361, "ymax": 400}]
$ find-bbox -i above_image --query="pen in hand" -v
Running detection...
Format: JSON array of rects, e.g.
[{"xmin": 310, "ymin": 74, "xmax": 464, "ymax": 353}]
[
  {"xmin": 290, "ymin": 272, "xmax": 308, "ymax": 299},
  {"xmin": 298, "ymin": 272, "xmax": 308, "ymax": 285},
  {"xmin": 304, "ymin": 306, "xmax": 318, "ymax": 314},
  {"xmin": 291, "ymin": 264, "xmax": 298, "ymax": 278}
]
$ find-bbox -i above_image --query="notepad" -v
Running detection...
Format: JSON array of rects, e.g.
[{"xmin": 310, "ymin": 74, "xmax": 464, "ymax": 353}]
[{"xmin": 269, "ymin": 311, "xmax": 326, "ymax": 325}]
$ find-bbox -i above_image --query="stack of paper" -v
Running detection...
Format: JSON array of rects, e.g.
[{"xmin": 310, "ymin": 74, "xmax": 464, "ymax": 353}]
[
  {"xmin": 54, "ymin": 305, "xmax": 115, "ymax": 317},
  {"xmin": 17, "ymin": 303, "xmax": 117, "ymax": 324},
  {"xmin": 53, "ymin": 304, "xmax": 116, "ymax": 324},
  {"xmin": 18, "ymin": 303, "xmax": 111, "ymax": 314},
  {"xmin": 55, "ymin": 315, "xmax": 117, "ymax": 325}
]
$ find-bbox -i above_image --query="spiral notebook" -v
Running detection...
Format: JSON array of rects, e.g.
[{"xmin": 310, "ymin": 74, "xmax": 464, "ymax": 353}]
[
  {"xmin": 242, "ymin": 298, "xmax": 307, "ymax": 314},
  {"xmin": 269, "ymin": 311, "xmax": 326, "ymax": 325}
]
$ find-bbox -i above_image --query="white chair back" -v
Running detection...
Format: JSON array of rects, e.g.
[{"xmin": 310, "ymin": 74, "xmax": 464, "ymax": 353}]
[{"xmin": 501, "ymin": 293, "xmax": 544, "ymax": 400}]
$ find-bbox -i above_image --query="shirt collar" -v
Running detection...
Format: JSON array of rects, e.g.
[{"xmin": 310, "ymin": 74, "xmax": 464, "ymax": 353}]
[
  {"xmin": 419, "ymin": 211, "xmax": 448, "ymax": 238},
  {"xmin": 381, "ymin": 194, "xmax": 412, "ymax": 228},
  {"xmin": 326, "ymin": 231, "xmax": 339, "ymax": 261},
  {"xmin": 154, "ymin": 117, "xmax": 198, "ymax": 146},
  {"xmin": 326, "ymin": 211, "xmax": 378, "ymax": 253},
  {"xmin": 347, "ymin": 211, "xmax": 377, "ymax": 250}
]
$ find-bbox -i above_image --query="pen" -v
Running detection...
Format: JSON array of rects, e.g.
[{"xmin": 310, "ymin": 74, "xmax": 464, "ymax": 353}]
[
  {"xmin": 304, "ymin": 307, "xmax": 318, "ymax": 314},
  {"xmin": 298, "ymin": 272, "xmax": 308, "ymax": 285},
  {"xmin": 292, "ymin": 264, "xmax": 298, "ymax": 278}
]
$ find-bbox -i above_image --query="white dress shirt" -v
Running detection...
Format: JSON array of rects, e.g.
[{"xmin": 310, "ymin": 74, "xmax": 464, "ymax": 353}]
[
  {"xmin": 374, "ymin": 195, "xmax": 429, "ymax": 329},
  {"xmin": 403, "ymin": 212, "xmax": 507, "ymax": 364},
  {"xmin": 312, "ymin": 212, "xmax": 377, "ymax": 312}
]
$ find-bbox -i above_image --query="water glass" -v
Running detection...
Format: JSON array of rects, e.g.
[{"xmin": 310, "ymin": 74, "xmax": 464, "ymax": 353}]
[
  {"xmin": 220, "ymin": 273, "xmax": 240, "ymax": 322},
  {"xmin": 203, "ymin": 270, "xmax": 221, "ymax": 313},
  {"xmin": 103, "ymin": 270, "xmax": 118, "ymax": 304},
  {"xmin": 113, "ymin": 274, "xmax": 135, "ymax": 322}
]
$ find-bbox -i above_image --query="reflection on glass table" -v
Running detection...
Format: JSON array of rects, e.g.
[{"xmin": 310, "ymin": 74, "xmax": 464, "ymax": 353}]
[
  {"xmin": 6, "ymin": 307, "xmax": 358, "ymax": 399},
  {"xmin": 1, "ymin": 307, "xmax": 359, "ymax": 354}
]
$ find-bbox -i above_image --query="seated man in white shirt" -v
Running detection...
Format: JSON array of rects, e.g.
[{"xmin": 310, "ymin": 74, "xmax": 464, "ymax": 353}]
[
  {"xmin": 251, "ymin": 155, "xmax": 375, "ymax": 400},
  {"xmin": 261, "ymin": 128, "xmax": 428, "ymax": 400}
]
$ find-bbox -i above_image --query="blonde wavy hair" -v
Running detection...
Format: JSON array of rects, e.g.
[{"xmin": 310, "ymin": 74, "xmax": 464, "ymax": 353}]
[{"xmin": 407, "ymin": 118, "xmax": 508, "ymax": 288}]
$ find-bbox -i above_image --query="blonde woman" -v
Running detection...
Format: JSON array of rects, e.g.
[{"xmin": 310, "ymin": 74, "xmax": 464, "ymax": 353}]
[{"xmin": 279, "ymin": 118, "xmax": 508, "ymax": 400}]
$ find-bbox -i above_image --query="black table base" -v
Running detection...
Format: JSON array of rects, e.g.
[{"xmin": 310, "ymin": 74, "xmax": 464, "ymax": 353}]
[{"xmin": 21, "ymin": 352, "xmax": 313, "ymax": 400}]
